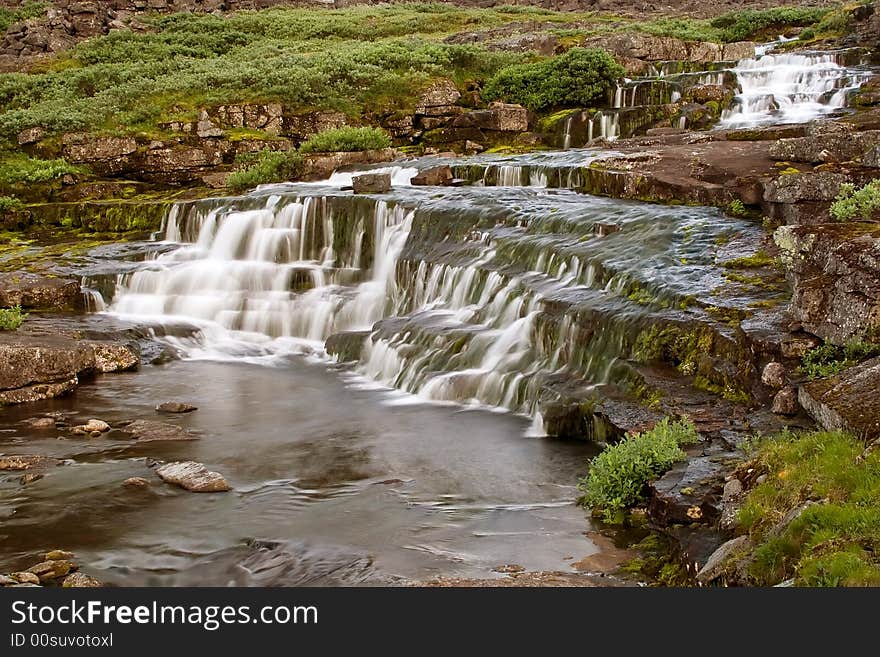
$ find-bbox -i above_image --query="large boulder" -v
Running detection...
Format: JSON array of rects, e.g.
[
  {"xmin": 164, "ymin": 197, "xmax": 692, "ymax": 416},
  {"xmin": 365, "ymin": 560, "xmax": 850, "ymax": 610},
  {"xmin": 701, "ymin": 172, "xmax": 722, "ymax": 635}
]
[
  {"xmin": 0, "ymin": 272, "xmax": 82, "ymax": 311},
  {"xmin": 763, "ymin": 172, "xmax": 849, "ymax": 204},
  {"xmin": 799, "ymin": 357, "xmax": 880, "ymax": 439},
  {"xmin": 62, "ymin": 133, "xmax": 137, "ymax": 175},
  {"xmin": 351, "ymin": 172, "xmax": 391, "ymax": 194},
  {"xmin": 775, "ymin": 223, "xmax": 880, "ymax": 344},
  {"xmin": 648, "ymin": 455, "xmax": 727, "ymax": 526},
  {"xmin": 451, "ymin": 103, "xmax": 529, "ymax": 132},
  {"xmin": 415, "ymin": 79, "xmax": 461, "ymax": 116}
]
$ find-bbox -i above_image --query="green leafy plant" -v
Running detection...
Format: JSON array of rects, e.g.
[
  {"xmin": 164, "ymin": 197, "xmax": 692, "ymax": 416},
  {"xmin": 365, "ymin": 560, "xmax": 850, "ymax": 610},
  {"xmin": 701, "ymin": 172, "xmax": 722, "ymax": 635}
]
[
  {"xmin": 483, "ymin": 47, "xmax": 624, "ymax": 112},
  {"xmin": 227, "ymin": 150, "xmax": 303, "ymax": 191},
  {"xmin": 799, "ymin": 340, "xmax": 880, "ymax": 380},
  {"xmin": 0, "ymin": 2, "xmax": 46, "ymax": 34},
  {"xmin": 726, "ymin": 199, "xmax": 748, "ymax": 217},
  {"xmin": 578, "ymin": 417, "xmax": 699, "ymax": 522},
  {"xmin": 0, "ymin": 305, "xmax": 27, "ymax": 331},
  {"xmin": 0, "ymin": 155, "xmax": 83, "ymax": 186},
  {"xmin": 830, "ymin": 180, "xmax": 880, "ymax": 222},
  {"xmin": 0, "ymin": 195, "xmax": 24, "ymax": 213},
  {"xmin": 298, "ymin": 126, "xmax": 391, "ymax": 154}
]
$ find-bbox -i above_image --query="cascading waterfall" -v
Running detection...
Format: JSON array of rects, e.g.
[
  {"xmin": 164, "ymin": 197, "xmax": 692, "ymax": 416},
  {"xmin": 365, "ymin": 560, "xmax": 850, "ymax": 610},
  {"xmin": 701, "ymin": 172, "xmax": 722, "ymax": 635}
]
[
  {"xmin": 110, "ymin": 194, "xmax": 414, "ymax": 352},
  {"xmin": 719, "ymin": 49, "xmax": 873, "ymax": 128}
]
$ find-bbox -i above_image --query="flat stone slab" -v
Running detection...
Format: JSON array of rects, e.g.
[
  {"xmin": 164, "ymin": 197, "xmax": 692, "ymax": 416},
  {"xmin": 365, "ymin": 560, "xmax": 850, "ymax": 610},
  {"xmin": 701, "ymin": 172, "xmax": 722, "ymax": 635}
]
[
  {"xmin": 156, "ymin": 461, "xmax": 230, "ymax": 492},
  {"xmin": 799, "ymin": 357, "xmax": 880, "ymax": 439},
  {"xmin": 0, "ymin": 272, "xmax": 81, "ymax": 311}
]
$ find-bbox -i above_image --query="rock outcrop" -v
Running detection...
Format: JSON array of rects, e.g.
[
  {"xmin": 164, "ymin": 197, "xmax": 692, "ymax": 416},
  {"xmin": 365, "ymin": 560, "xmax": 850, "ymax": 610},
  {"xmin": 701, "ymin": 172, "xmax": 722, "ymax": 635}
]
[
  {"xmin": 775, "ymin": 223, "xmax": 880, "ymax": 344},
  {"xmin": 799, "ymin": 357, "xmax": 880, "ymax": 438},
  {"xmin": 0, "ymin": 272, "xmax": 82, "ymax": 311},
  {"xmin": 0, "ymin": 332, "xmax": 139, "ymax": 405}
]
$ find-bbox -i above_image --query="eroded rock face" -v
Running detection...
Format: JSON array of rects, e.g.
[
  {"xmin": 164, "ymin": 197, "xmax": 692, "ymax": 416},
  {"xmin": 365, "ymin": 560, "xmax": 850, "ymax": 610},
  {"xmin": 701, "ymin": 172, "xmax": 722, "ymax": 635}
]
[
  {"xmin": 156, "ymin": 461, "xmax": 230, "ymax": 492},
  {"xmin": 0, "ymin": 272, "xmax": 82, "ymax": 311},
  {"xmin": 775, "ymin": 223, "xmax": 880, "ymax": 344},
  {"xmin": 799, "ymin": 357, "xmax": 880, "ymax": 438},
  {"xmin": 769, "ymin": 125, "xmax": 880, "ymax": 164},
  {"xmin": 582, "ymin": 33, "xmax": 754, "ymax": 66},
  {"xmin": 325, "ymin": 330, "xmax": 370, "ymax": 362},
  {"xmin": 763, "ymin": 172, "xmax": 849, "ymax": 205},
  {"xmin": 451, "ymin": 102, "xmax": 529, "ymax": 132},
  {"xmin": 62, "ymin": 133, "xmax": 138, "ymax": 175},
  {"xmin": 415, "ymin": 78, "xmax": 461, "ymax": 115}
]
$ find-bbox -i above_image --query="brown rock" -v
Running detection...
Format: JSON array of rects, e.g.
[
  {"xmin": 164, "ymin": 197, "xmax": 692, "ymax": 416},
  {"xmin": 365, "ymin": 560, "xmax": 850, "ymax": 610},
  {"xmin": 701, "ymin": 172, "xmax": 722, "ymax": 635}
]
[
  {"xmin": 28, "ymin": 559, "xmax": 76, "ymax": 582},
  {"xmin": 761, "ymin": 361, "xmax": 787, "ymax": 388},
  {"xmin": 0, "ymin": 272, "xmax": 81, "ymax": 311},
  {"xmin": 156, "ymin": 461, "xmax": 230, "ymax": 492},
  {"xmin": 123, "ymin": 476, "xmax": 150, "ymax": 488},
  {"xmin": 22, "ymin": 417, "xmax": 56, "ymax": 430},
  {"xmin": 11, "ymin": 572, "xmax": 40, "ymax": 585},
  {"xmin": 0, "ymin": 455, "xmax": 53, "ymax": 471},
  {"xmin": 17, "ymin": 127, "xmax": 45, "ymax": 145},
  {"xmin": 156, "ymin": 401, "xmax": 197, "ymax": 413},
  {"xmin": 772, "ymin": 386, "xmax": 800, "ymax": 416},
  {"xmin": 19, "ymin": 473, "xmax": 43, "ymax": 485},
  {"xmin": 781, "ymin": 332, "xmax": 822, "ymax": 359},
  {"xmin": 63, "ymin": 572, "xmax": 101, "ymax": 588},
  {"xmin": 410, "ymin": 166, "xmax": 454, "ymax": 186},
  {"xmin": 45, "ymin": 550, "xmax": 75, "ymax": 561},
  {"xmin": 415, "ymin": 78, "xmax": 461, "ymax": 114},
  {"xmin": 799, "ymin": 357, "xmax": 880, "ymax": 438},
  {"xmin": 89, "ymin": 342, "xmax": 139, "ymax": 372},
  {"xmin": 352, "ymin": 172, "xmax": 391, "ymax": 194},
  {"xmin": 121, "ymin": 419, "xmax": 197, "ymax": 442}
]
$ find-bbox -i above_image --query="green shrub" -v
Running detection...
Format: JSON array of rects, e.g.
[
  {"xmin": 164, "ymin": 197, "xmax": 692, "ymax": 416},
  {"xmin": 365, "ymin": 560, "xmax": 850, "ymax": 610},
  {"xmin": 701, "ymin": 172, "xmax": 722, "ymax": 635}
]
[
  {"xmin": 0, "ymin": 195, "xmax": 23, "ymax": 213},
  {"xmin": 830, "ymin": 180, "xmax": 880, "ymax": 222},
  {"xmin": 578, "ymin": 417, "xmax": 699, "ymax": 522},
  {"xmin": 799, "ymin": 340, "xmax": 880, "ymax": 380},
  {"xmin": 727, "ymin": 199, "xmax": 748, "ymax": 217},
  {"xmin": 710, "ymin": 7, "xmax": 829, "ymax": 42},
  {"xmin": 227, "ymin": 149, "xmax": 304, "ymax": 191},
  {"xmin": 483, "ymin": 47, "xmax": 624, "ymax": 112},
  {"xmin": 298, "ymin": 126, "xmax": 391, "ymax": 154},
  {"xmin": 0, "ymin": 305, "xmax": 27, "ymax": 331}
]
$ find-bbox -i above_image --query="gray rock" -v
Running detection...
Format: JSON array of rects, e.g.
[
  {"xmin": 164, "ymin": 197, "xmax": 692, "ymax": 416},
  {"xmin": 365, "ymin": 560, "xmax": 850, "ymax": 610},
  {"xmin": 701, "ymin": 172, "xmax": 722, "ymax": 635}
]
[
  {"xmin": 452, "ymin": 103, "xmax": 529, "ymax": 132},
  {"xmin": 799, "ymin": 358, "xmax": 880, "ymax": 438},
  {"xmin": 325, "ymin": 330, "xmax": 369, "ymax": 362},
  {"xmin": 722, "ymin": 478, "xmax": 743, "ymax": 501},
  {"xmin": 0, "ymin": 272, "xmax": 81, "ymax": 311},
  {"xmin": 352, "ymin": 172, "xmax": 391, "ymax": 194},
  {"xmin": 156, "ymin": 461, "xmax": 230, "ymax": 492},
  {"xmin": 696, "ymin": 535, "xmax": 750, "ymax": 585},
  {"xmin": 772, "ymin": 386, "xmax": 800, "ymax": 416},
  {"xmin": 769, "ymin": 129, "xmax": 880, "ymax": 164},
  {"xmin": 763, "ymin": 172, "xmax": 849, "ymax": 204},
  {"xmin": 767, "ymin": 500, "xmax": 820, "ymax": 539},
  {"xmin": 864, "ymin": 145, "xmax": 880, "ymax": 168},
  {"xmin": 761, "ymin": 361, "xmax": 786, "ymax": 388},
  {"xmin": 415, "ymin": 78, "xmax": 461, "ymax": 113}
]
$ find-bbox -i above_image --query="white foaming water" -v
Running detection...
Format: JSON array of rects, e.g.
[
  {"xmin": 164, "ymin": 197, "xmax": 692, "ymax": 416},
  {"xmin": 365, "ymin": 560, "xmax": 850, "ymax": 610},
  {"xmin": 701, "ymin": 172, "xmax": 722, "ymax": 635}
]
[
  {"xmin": 720, "ymin": 48, "xmax": 872, "ymax": 128},
  {"xmin": 110, "ymin": 196, "xmax": 414, "ymax": 356},
  {"xmin": 325, "ymin": 166, "xmax": 419, "ymax": 187}
]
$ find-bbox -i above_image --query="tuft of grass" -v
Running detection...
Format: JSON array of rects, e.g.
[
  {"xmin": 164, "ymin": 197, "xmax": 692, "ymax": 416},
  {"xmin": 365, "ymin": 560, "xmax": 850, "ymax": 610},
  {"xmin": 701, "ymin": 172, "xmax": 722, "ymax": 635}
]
[
  {"xmin": 0, "ymin": 305, "xmax": 27, "ymax": 331},
  {"xmin": 578, "ymin": 417, "xmax": 699, "ymax": 523},
  {"xmin": 798, "ymin": 340, "xmax": 880, "ymax": 380},
  {"xmin": 722, "ymin": 250, "xmax": 775, "ymax": 269},
  {"xmin": 227, "ymin": 150, "xmax": 303, "ymax": 192},
  {"xmin": 298, "ymin": 126, "xmax": 391, "ymax": 154},
  {"xmin": 738, "ymin": 430, "xmax": 880, "ymax": 586}
]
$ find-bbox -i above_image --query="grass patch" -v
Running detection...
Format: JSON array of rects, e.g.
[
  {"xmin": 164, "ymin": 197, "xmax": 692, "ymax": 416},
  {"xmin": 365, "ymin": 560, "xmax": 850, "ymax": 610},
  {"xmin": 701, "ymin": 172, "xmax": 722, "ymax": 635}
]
[
  {"xmin": 0, "ymin": 155, "xmax": 84, "ymax": 187},
  {"xmin": 299, "ymin": 126, "xmax": 391, "ymax": 153},
  {"xmin": 0, "ymin": 2, "xmax": 46, "ymax": 34},
  {"xmin": 721, "ymin": 250, "xmax": 775, "ymax": 269},
  {"xmin": 798, "ymin": 340, "xmax": 880, "ymax": 380},
  {"xmin": 578, "ymin": 417, "xmax": 699, "ymax": 523},
  {"xmin": 738, "ymin": 430, "xmax": 880, "ymax": 586},
  {"xmin": 0, "ymin": 196, "xmax": 24, "ymax": 213},
  {"xmin": 710, "ymin": 6, "xmax": 830, "ymax": 41},
  {"xmin": 830, "ymin": 180, "xmax": 880, "ymax": 222},
  {"xmin": 227, "ymin": 150, "xmax": 303, "ymax": 192},
  {"xmin": 0, "ymin": 305, "xmax": 27, "ymax": 331},
  {"xmin": 482, "ymin": 47, "xmax": 624, "ymax": 112}
]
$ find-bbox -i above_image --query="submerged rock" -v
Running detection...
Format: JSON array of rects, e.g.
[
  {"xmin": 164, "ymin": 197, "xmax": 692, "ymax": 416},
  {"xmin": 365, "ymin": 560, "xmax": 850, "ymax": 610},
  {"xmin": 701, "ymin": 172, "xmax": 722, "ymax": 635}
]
[
  {"xmin": 799, "ymin": 358, "xmax": 880, "ymax": 438},
  {"xmin": 352, "ymin": 172, "xmax": 391, "ymax": 194},
  {"xmin": 22, "ymin": 417, "xmax": 56, "ymax": 430},
  {"xmin": 122, "ymin": 477, "xmax": 151, "ymax": 488},
  {"xmin": 121, "ymin": 419, "xmax": 197, "ymax": 442},
  {"xmin": 71, "ymin": 418, "xmax": 111, "ymax": 435},
  {"xmin": 156, "ymin": 461, "xmax": 230, "ymax": 492},
  {"xmin": 156, "ymin": 401, "xmax": 198, "ymax": 414}
]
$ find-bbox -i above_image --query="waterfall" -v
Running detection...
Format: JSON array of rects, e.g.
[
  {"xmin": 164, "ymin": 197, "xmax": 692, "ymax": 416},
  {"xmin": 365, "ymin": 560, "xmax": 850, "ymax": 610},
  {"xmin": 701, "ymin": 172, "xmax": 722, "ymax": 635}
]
[
  {"xmin": 111, "ymin": 195, "xmax": 413, "ymax": 349},
  {"xmin": 719, "ymin": 49, "xmax": 872, "ymax": 128}
]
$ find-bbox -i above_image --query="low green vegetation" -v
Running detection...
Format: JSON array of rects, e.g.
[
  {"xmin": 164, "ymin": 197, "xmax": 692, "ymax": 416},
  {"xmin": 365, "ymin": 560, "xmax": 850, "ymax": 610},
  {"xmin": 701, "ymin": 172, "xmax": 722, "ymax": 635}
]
[
  {"xmin": 722, "ymin": 250, "xmax": 776, "ymax": 269},
  {"xmin": 709, "ymin": 6, "xmax": 830, "ymax": 41},
  {"xmin": 830, "ymin": 180, "xmax": 880, "ymax": 222},
  {"xmin": 799, "ymin": 340, "xmax": 880, "ymax": 380},
  {"xmin": 578, "ymin": 417, "xmax": 699, "ymax": 522},
  {"xmin": 0, "ymin": 195, "xmax": 24, "ymax": 213},
  {"xmin": 227, "ymin": 150, "xmax": 303, "ymax": 192},
  {"xmin": 738, "ymin": 430, "xmax": 880, "ymax": 586},
  {"xmin": 726, "ymin": 199, "xmax": 748, "ymax": 218},
  {"xmin": 299, "ymin": 126, "xmax": 391, "ymax": 154},
  {"xmin": 0, "ymin": 305, "xmax": 27, "ymax": 331},
  {"xmin": 0, "ymin": 155, "xmax": 83, "ymax": 187},
  {"xmin": 0, "ymin": 1, "xmax": 46, "ymax": 34},
  {"xmin": 483, "ymin": 48, "xmax": 624, "ymax": 112}
]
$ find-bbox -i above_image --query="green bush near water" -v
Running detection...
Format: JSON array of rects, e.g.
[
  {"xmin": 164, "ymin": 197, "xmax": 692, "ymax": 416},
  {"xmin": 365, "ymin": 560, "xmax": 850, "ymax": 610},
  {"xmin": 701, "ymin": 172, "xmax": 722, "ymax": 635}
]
[
  {"xmin": 299, "ymin": 127, "xmax": 391, "ymax": 154},
  {"xmin": 578, "ymin": 417, "xmax": 700, "ymax": 522},
  {"xmin": 482, "ymin": 47, "xmax": 625, "ymax": 112},
  {"xmin": 0, "ymin": 305, "xmax": 27, "ymax": 331},
  {"xmin": 799, "ymin": 340, "xmax": 880, "ymax": 380}
]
